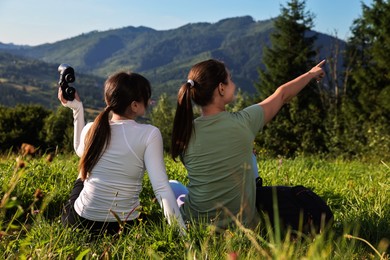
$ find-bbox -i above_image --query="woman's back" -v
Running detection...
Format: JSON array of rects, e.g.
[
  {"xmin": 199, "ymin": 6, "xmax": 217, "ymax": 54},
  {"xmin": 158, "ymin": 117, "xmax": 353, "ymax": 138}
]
[
  {"xmin": 61, "ymin": 71, "xmax": 185, "ymax": 235},
  {"xmin": 181, "ymin": 105, "xmax": 264, "ymax": 228},
  {"xmin": 171, "ymin": 58, "xmax": 326, "ymax": 232},
  {"xmin": 75, "ymin": 120, "xmax": 162, "ymax": 222}
]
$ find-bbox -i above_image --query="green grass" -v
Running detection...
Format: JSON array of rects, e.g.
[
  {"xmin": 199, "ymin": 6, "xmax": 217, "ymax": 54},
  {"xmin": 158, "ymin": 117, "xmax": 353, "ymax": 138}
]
[{"xmin": 0, "ymin": 153, "xmax": 389, "ymax": 259}]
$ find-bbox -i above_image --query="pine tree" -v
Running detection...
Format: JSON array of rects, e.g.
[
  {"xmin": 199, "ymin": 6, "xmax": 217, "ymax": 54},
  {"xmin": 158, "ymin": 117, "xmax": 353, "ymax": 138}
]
[
  {"xmin": 342, "ymin": 0, "xmax": 390, "ymax": 159},
  {"xmin": 255, "ymin": 0, "xmax": 326, "ymax": 157}
]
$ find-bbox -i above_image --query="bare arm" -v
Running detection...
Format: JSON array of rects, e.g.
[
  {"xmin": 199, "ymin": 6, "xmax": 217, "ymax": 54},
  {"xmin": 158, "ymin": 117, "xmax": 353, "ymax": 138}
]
[{"xmin": 259, "ymin": 60, "xmax": 326, "ymax": 124}]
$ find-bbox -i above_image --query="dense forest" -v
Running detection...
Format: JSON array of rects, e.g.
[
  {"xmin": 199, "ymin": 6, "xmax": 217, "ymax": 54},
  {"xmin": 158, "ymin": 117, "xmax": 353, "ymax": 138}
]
[{"xmin": 0, "ymin": 0, "xmax": 389, "ymax": 161}]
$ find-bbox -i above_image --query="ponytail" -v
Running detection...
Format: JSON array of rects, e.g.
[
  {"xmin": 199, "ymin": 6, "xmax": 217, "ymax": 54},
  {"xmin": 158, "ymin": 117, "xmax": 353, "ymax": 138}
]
[
  {"xmin": 79, "ymin": 107, "xmax": 112, "ymax": 180},
  {"xmin": 171, "ymin": 82, "xmax": 194, "ymax": 160},
  {"xmin": 171, "ymin": 59, "xmax": 228, "ymax": 160}
]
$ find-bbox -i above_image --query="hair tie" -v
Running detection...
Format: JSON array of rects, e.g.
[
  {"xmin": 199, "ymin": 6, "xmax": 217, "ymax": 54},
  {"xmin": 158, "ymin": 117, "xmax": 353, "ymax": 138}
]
[
  {"xmin": 105, "ymin": 106, "xmax": 112, "ymax": 112},
  {"xmin": 187, "ymin": 79, "xmax": 194, "ymax": 88}
]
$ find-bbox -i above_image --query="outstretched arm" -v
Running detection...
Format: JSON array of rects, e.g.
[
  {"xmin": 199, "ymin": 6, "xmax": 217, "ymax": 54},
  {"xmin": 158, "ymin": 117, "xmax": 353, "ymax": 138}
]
[
  {"xmin": 259, "ymin": 60, "xmax": 326, "ymax": 124},
  {"xmin": 58, "ymin": 88, "xmax": 85, "ymax": 154}
]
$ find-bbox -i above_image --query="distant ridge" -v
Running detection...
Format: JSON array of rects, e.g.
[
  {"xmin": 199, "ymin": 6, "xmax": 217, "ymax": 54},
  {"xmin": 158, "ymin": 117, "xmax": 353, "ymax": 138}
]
[
  {"xmin": 0, "ymin": 42, "xmax": 31, "ymax": 50},
  {"xmin": 1, "ymin": 16, "xmax": 344, "ymax": 108}
]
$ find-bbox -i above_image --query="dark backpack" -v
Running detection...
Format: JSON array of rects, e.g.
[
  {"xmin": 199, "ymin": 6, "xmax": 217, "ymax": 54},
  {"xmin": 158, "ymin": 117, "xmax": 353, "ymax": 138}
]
[{"xmin": 255, "ymin": 178, "xmax": 333, "ymax": 234}]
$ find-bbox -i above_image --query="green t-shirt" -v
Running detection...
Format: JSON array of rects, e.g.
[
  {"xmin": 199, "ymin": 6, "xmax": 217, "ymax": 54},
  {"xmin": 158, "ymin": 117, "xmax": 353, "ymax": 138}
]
[{"xmin": 181, "ymin": 104, "xmax": 265, "ymax": 229}]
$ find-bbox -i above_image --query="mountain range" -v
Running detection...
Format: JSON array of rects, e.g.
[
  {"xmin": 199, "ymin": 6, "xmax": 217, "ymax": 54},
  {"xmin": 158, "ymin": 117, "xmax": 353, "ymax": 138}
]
[{"xmin": 0, "ymin": 16, "xmax": 344, "ymax": 110}]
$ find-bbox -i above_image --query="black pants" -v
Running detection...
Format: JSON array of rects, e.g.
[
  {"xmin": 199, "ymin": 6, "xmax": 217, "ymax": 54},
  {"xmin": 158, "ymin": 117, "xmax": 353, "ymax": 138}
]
[
  {"xmin": 61, "ymin": 178, "xmax": 137, "ymax": 236},
  {"xmin": 255, "ymin": 178, "xmax": 333, "ymax": 234}
]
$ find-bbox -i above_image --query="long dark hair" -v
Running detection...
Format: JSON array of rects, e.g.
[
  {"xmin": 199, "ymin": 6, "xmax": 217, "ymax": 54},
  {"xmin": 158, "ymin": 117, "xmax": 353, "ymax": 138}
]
[
  {"xmin": 79, "ymin": 72, "xmax": 151, "ymax": 180},
  {"xmin": 171, "ymin": 59, "xmax": 228, "ymax": 160}
]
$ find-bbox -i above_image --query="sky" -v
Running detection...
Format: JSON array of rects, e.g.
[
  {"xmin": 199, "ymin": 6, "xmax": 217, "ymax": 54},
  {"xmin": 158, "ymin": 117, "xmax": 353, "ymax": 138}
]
[{"xmin": 0, "ymin": 0, "xmax": 373, "ymax": 46}]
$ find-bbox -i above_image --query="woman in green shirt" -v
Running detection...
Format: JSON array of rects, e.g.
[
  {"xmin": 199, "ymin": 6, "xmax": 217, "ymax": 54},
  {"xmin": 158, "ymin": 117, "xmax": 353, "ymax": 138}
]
[{"xmin": 171, "ymin": 59, "xmax": 325, "ymax": 230}]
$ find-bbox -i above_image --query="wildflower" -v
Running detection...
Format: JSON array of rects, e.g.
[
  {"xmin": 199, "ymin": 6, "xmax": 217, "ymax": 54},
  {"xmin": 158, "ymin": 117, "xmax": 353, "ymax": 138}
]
[
  {"xmin": 16, "ymin": 157, "xmax": 26, "ymax": 169},
  {"xmin": 228, "ymin": 252, "xmax": 238, "ymax": 260},
  {"xmin": 34, "ymin": 188, "xmax": 44, "ymax": 200},
  {"xmin": 46, "ymin": 153, "xmax": 54, "ymax": 163}
]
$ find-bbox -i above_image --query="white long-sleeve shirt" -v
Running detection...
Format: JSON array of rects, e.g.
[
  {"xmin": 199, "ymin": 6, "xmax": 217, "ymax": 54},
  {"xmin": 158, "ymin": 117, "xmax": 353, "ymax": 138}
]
[{"xmin": 65, "ymin": 100, "xmax": 184, "ymax": 227}]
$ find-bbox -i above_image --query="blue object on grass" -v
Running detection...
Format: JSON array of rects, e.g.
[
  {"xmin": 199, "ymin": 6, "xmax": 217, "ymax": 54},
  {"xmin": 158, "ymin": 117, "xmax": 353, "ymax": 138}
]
[
  {"xmin": 252, "ymin": 153, "xmax": 259, "ymax": 179},
  {"xmin": 169, "ymin": 180, "xmax": 188, "ymax": 207}
]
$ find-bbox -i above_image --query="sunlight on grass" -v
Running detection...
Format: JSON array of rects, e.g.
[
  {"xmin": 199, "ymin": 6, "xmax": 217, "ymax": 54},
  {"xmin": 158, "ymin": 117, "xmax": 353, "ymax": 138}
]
[{"xmin": 0, "ymin": 154, "xmax": 389, "ymax": 258}]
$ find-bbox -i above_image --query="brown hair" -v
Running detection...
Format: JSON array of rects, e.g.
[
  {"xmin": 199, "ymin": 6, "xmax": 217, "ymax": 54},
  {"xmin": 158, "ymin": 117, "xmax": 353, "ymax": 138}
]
[
  {"xmin": 171, "ymin": 59, "xmax": 228, "ymax": 160},
  {"xmin": 79, "ymin": 72, "xmax": 151, "ymax": 180}
]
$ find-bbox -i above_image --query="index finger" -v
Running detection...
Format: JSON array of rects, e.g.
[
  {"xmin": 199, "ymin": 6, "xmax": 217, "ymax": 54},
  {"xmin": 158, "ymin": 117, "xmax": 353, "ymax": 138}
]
[{"xmin": 316, "ymin": 59, "xmax": 326, "ymax": 68}]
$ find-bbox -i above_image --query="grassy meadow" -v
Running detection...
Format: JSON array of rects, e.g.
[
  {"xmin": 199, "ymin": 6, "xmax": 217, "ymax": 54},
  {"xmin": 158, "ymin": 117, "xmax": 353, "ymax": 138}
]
[{"xmin": 0, "ymin": 153, "xmax": 389, "ymax": 259}]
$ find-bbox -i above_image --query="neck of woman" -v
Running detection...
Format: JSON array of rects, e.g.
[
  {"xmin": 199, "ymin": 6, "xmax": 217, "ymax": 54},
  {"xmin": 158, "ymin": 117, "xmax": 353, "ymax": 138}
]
[
  {"xmin": 201, "ymin": 104, "xmax": 225, "ymax": 117},
  {"xmin": 111, "ymin": 113, "xmax": 136, "ymax": 121}
]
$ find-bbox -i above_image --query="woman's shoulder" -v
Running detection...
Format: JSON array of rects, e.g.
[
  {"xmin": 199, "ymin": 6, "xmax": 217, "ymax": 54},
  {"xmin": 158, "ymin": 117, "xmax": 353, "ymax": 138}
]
[
  {"xmin": 242, "ymin": 104, "xmax": 263, "ymax": 113},
  {"xmin": 229, "ymin": 104, "xmax": 264, "ymax": 129},
  {"xmin": 82, "ymin": 121, "xmax": 94, "ymax": 132},
  {"xmin": 137, "ymin": 122, "xmax": 161, "ymax": 134},
  {"xmin": 230, "ymin": 104, "xmax": 263, "ymax": 118}
]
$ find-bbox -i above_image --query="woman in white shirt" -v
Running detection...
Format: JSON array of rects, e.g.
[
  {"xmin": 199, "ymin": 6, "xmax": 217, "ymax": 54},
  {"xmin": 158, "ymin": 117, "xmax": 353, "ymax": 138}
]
[{"xmin": 60, "ymin": 71, "xmax": 184, "ymax": 236}]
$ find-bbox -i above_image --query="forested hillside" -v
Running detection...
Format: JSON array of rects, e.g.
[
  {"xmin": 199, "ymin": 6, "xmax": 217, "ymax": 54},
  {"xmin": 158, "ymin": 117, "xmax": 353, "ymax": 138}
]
[
  {"xmin": 0, "ymin": 52, "xmax": 105, "ymax": 111},
  {"xmin": 1, "ymin": 16, "xmax": 343, "ymax": 101},
  {"xmin": 1, "ymin": 7, "xmax": 387, "ymax": 160}
]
